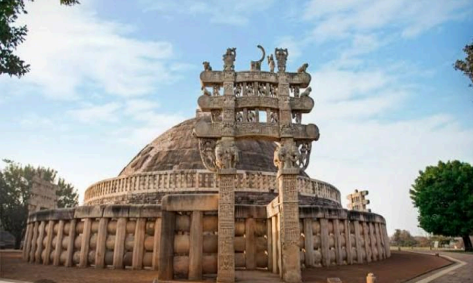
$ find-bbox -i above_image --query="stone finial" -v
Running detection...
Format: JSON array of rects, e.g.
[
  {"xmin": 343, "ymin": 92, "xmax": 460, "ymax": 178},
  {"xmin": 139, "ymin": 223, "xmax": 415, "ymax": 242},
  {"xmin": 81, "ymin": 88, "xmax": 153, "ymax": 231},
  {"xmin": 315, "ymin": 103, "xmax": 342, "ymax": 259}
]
[
  {"xmin": 300, "ymin": 87, "xmax": 312, "ymax": 97},
  {"xmin": 298, "ymin": 63, "xmax": 309, "ymax": 73},
  {"xmin": 250, "ymin": 45, "xmax": 265, "ymax": 71},
  {"xmin": 275, "ymin": 48, "xmax": 288, "ymax": 72},
  {"xmin": 267, "ymin": 54, "xmax": 275, "ymax": 72},
  {"xmin": 223, "ymin": 47, "xmax": 236, "ymax": 71}
]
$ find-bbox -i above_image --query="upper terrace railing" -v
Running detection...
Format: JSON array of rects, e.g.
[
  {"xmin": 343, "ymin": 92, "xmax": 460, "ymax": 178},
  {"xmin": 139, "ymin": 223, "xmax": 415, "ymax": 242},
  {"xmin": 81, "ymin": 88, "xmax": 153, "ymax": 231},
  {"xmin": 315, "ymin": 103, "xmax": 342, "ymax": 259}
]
[{"xmin": 84, "ymin": 170, "xmax": 341, "ymax": 205}]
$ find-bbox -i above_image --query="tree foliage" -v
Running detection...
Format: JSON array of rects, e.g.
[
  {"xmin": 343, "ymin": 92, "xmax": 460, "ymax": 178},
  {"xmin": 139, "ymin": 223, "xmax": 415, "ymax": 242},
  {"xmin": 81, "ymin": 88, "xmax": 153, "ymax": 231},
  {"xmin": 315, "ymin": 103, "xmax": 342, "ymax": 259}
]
[
  {"xmin": 0, "ymin": 0, "xmax": 78, "ymax": 77},
  {"xmin": 391, "ymin": 229, "xmax": 417, "ymax": 247},
  {"xmin": 410, "ymin": 160, "xmax": 473, "ymax": 251},
  {"xmin": 454, "ymin": 40, "xmax": 473, "ymax": 87},
  {"xmin": 0, "ymin": 159, "xmax": 78, "ymax": 248}
]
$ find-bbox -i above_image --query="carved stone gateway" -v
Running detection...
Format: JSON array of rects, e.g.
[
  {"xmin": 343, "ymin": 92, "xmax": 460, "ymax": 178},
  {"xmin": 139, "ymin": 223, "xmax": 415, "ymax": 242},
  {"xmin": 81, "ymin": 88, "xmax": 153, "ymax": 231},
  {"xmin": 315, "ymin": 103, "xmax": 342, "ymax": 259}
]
[{"xmin": 194, "ymin": 46, "xmax": 319, "ymax": 283}]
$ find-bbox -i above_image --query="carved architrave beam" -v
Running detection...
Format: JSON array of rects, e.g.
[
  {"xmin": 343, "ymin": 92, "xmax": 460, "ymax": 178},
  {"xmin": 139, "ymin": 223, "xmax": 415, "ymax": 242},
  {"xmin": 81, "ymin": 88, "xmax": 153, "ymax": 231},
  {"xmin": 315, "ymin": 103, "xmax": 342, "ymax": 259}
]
[{"xmin": 200, "ymin": 71, "xmax": 311, "ymax": 88}]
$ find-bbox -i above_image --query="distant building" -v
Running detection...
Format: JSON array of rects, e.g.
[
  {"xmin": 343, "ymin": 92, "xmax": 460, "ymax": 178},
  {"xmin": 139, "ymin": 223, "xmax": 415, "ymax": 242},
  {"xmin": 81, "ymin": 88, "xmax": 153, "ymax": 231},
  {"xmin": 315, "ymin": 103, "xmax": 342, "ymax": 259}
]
[
  {"xmin": 28, "ymin": 175, "xmax": 58, "ymax": 212},
  {"xmin": 347, "ymin": 189, "xmax": 370, "ymax": 212}
]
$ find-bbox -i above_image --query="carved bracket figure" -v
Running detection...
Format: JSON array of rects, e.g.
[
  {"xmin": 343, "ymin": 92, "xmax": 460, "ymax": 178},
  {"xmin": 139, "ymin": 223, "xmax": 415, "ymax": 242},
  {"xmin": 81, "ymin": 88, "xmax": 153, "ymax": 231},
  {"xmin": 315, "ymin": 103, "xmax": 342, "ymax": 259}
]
[
  {"xmin": 203, "ymin": 61, "xmax": 212, "ymax": 71},
  {"xmin": 198, "ymin": 138, "xmax": 218, "ymax": 172},
  {"xmin": 297, "ymin": 141, "xmax": 312, "ymax": 171},
  {"xmin": 300, "ymin": 87, "xmax": 312, "ymax": 97},
  {"xmin": 223, "ymin": 48, "xmax": 237, "ymax": 71},
  {"xmin": 273, "ymin": 141, "xmax": 301, "ymax": 172}
]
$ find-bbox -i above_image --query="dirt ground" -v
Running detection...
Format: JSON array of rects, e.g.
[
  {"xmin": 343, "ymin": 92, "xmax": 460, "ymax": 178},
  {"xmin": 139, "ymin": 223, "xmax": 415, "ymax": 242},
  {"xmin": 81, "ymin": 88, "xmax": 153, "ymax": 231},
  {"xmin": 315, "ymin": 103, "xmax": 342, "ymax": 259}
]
[
  {"xmin": 302, "ymin": 251, "xmax": 452, "ymax": 283},
  {"xmin": 0, "ymin": 251, "xmax": 452, "ymax": 283}
]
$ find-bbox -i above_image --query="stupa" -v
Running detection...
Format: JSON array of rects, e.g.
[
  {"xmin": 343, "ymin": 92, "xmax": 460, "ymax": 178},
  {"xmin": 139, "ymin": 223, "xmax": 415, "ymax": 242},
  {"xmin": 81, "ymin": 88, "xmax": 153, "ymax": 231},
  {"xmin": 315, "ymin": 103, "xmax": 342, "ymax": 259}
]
[{"xmin": 22, "ymin": 46, "xmax": 390, "ymax": 283}]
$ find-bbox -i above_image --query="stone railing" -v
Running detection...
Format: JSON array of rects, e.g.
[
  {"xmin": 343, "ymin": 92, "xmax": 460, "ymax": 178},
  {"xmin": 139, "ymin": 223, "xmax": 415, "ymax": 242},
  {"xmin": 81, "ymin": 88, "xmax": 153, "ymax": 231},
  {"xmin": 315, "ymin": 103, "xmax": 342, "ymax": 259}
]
[
  {"xmin": 83, "ymin": 170, "xmax": 341, "ymax": 206},
  {"xmin": 23, "ymin": 198, "xmax": 389, "ymax": 281}
]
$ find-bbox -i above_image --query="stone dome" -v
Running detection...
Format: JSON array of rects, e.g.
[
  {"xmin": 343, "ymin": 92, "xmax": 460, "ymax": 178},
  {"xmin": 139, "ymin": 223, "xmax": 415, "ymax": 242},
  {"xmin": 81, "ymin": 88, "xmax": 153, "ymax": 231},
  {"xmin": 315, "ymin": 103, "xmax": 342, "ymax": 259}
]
[{"xmin": 119, "ymin": 116, "xmax": 278, "ymax": 176}]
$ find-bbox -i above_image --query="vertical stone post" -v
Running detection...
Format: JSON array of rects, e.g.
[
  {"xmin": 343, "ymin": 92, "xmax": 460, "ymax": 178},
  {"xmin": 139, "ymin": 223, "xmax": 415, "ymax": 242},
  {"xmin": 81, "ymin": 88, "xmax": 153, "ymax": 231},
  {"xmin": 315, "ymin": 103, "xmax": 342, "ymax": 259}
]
[
  {"xmin": 113, "ymin": 217, "xmax": 127, "ymax": 269},
  {"xmin": 132, "ymin": 218, "xmax": 146, "ymax": 269},
  {"xmin": 217, "ymin": 172, "xmax": 236, "ymax": 283},
  {"xmin": 267, "ymin": 217, "xmax": 273, "ymax": 272},
  {"xmin": 53, "ymin": 220, "xmax": 65, "ymax": 266},
  {"xmin": 43, "ymin": 220, "xmax": 55, "ymax": 265},
  {"xmin": 363, "ymin": 222, "xmax": 371, "ymax": 263},
  {"xmin": 382, "ymin": 224, "xmax": 391, "ymax": 258},
  {"xmin": 344, "ymin": 220, "xmax": 353, "ymax": 265},
  {"xmin": 333, "ymin": 219, "xmax": 343, "ymax": 265},
  {"xmin": 30, "ymin": 222, "xmax": 38, "ymax": 263},
  {"xmin": 271, "ymin": 215, "xmax": 279, "ymax": 274},
  {"xmin": 23, "ymin": 223, "xmax": 33, "ymax": 261},
  {"xmin": 245, "ymin": 217, "xmax": 256, "ymax": 270},
  {"xmin": 152, "ymin": 217, "xmax": 162, "ymax": 271},
  {"xmin": 353, "ymin": 221, "xmax": 363, "ymax": 263},
  {"xmin": 66, "ymin": 219, "xmax": 76, "ymax": 267},
  {"xmin": 158, "ymin": 211, "xmax": 176, "ymax": 280},
  {"xmin": 189, "ymin": 211, "xmax": 203, "ymax": 280},
  {"xmin": 374, "ymin": 223, "xmax": 383, "ymax": 260},
  {"xmin": 276, "ymin": 213, "xmax": 282, "ymax": 276},
  {"xmin": 35, "ymin": 221, "xmax": 46, "ymax": 264},
  {"xmin": 95, "ymin": 218, "xmax": 108, "ymax": 268},
  {"xmin": 304, "ymin": 218, "xmax": 314, "ymax": 267},
  {"xmin": 79, "ymin": 218, "xmax": 92, "ymax": 268},
  {"xmin": 278, "ymin": 172, "xmax": 302, "ymax": 282},
  {"xmin": 320, "ymin": 219, "xmax": 330, "ymax": 267}
]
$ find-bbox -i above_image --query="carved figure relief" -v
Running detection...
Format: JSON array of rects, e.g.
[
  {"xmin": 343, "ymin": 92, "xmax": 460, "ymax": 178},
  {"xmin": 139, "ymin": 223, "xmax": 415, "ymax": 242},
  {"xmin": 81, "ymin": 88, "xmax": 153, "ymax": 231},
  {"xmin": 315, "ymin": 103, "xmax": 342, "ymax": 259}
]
[
  {"xmin": 292, "ymin": 112, "xmax": 302, "ymax": 124},
  {"xmin": 267, "ymin": 54, "xmax": 275, "ymax": 73},
  {"xmin": 300, "ymin": 87, "xmax": 312, "ymax": 97},
  {"xmin": 202, "ymin": 86, "xmax": 211, "ymax": 96},
  {"xmin": 211, "ymin": 110, "xmax": 222, "ymax": 123},
  {"xmin": 223, "ymin": 48, "xmax": 236, "ymax": 71},
  {"xmin": 235, "ymin": 111, "xmax": 243, "ymax": 122},
  {"xmin": 297, "ymin": 142, "xmax": 311, "ymax": 171},
  {"xmin": 215, "ymin": 140, "xmax": 239, "ymax": 170},
  {"xmin": 291, "ymin": 86, "xmax": 300, "ymax": 98},
  {"xmin": 203, "ymin": 61, "xmax": 212, "ymax": 71},
  {"xmin": 234, "ymin": 83, "xmax": 242, "ymax": 97},
  {"xmin": 275, "ymin": 48, "xmax": 289, "ymax": 72},
  {"xmin": 270, "ymin": 111, "xmax": 279, "ymax": 123},
  {"xmin": 250, "ymin": 45, "xmax": 265, "ymax": 71},
  {"xmin": 199, "ymin": 139, "xmax": 217, "ymax": 172},
  {"xmin": 273, "ymin": 142, "xmax": 301, "ymax": 170},
  {"xmin": 213, "ymin": 85, "xmax": 221, "ymax": 96},
  {"xmin": 247, "ymin": 110, "xmax": 256, "ymax": 122}
]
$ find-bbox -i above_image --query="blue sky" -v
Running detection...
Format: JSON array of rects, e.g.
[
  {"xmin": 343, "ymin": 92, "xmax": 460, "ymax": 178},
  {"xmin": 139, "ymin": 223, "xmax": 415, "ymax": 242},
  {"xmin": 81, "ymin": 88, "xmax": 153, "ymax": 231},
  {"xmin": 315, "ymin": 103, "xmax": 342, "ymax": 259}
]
[{"xmin": 1, "ymin": 0, "xmax": 472, "ymax": 235}]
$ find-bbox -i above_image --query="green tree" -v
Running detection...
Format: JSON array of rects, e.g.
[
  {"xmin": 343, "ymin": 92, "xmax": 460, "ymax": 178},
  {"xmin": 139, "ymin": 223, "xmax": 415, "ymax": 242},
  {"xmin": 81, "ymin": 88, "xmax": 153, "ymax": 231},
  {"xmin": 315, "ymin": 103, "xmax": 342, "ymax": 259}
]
[
  {"xmin": 390, "ymin": 229, "xmax": 417, "ymax": 247},
  {"xmin": 410, "ymin": 160, "xmax": 473, "ymax": 251},
  {"xmin": 0, "ymin": 159, "xmax": 78, "ymax": 248},
  {"xmin": 454, "ymin": 40, "xmax": 473, "ymax": 87},
  {"xmin": 1, "ymin": 0, "xmax": 79, "ymax": 77}
]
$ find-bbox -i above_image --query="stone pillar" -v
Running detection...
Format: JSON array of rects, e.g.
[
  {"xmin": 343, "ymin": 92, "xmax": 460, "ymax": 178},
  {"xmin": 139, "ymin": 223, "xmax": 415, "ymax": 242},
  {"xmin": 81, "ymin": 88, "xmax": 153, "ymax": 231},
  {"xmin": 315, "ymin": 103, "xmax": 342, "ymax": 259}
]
[
  {"xmin": 189, "ymin": 211, "xmax": 203, "ymax": 280},
  {"xmin": 353, "ymin": 221, "xmax": 363, "ymax": 264},
  {"xmin": 66, "ymin": 219, "xmax": 76, "ymax": 267},
  {"xmin": 245, "ymin": 217, "xmax": 256, "ymax": 270},
  {"xmin": 53, "ymin": 220, "xmax": 65, "ymax": 266},
  {"xmin": 320, "ymin": 219, "xmax": 330, "ymax": 267},
  {"xmin": 35, "ymin": 221, "xmax": 46, "ymax": 264},
  {"xmin": 278, "ymin": 172, "xmax": 302, "ymax": 283},
  {"xmin": 158, "ymin": 211, "xmax": 176, "ymax": 280},
  {"xmin": 217, "ymin": 172, "xmax": 235, "ymax": 283},
  {"xmin": 43, "ymin": 220, "xmax": 55, "ymax": 265},
  {"xmin": 304, "ymin": 218, "xmax": 314, "ymax": 267},
  {"xmin": 267, "ymin": 217, "xmax": 273, "ymax": 272},
  {"xmin": 30, "ymin": 222, "xmax": 38, "ymax": 263},
  {"xmin": 95, "ymin": 218, "xmax": 108, "ymax": 268},
  {"xmin": 276, "ymin": 213, "xmax": 282, "ymax": 277},
  {"xmin": 271, "ymin": 215, "xmax": 279, "ymax": 274},
  {"xmin": 363, "ymin": 222, "xmax": 371, "ymax": 263},
  {"xmin": 113, "ymin": 218, "xmax": 127, "ymax": 269},
  {"xmin": 333, "ymin": 219, "xmax": 342, "ymax": 265},
  {"xmin": 79, "ymin": 218, "xmax": 92, "ymax": 268},
  {"xmin": 23, "ymin": 223, "xmax": 33, "ymax": 261},
  {"xmin": 382, "ymin": 224, "xmax": 391, "ymax": 258},
  {"xmin": 375, "ymin": 223, "xmax": 383, "ymax": 260},
  {"xmin": 344, "ymin": 220, "xmax": 353, "ymax": 265},
  {"xmin": 132, "ymin": 218, "xmax": 146, "ymax": 269},
  {"xmin": 152, "ymin": 217, "xmax": 162, "ymax": 271}
]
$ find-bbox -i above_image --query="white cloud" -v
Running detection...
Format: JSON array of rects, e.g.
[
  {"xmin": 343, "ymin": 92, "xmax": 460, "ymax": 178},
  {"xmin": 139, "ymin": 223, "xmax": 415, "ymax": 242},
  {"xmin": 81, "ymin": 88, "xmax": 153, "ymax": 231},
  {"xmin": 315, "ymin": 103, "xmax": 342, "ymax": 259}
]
[
  {"xmin": 303, "ymin": 0, "xmax": 471, "ymax": 42},
  {"xmin": 0, "ymin": 0, "xmax": 180, "ymax": 100},
  {"xmin": 142, "ymin": 0, "xmax": 275, "ymax": 25},
  {"xmin": 68, "ymin": 102, "xmax": 121, "ymax": 124}
]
